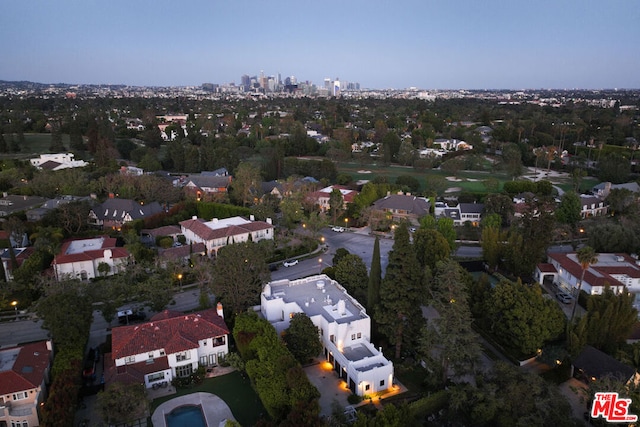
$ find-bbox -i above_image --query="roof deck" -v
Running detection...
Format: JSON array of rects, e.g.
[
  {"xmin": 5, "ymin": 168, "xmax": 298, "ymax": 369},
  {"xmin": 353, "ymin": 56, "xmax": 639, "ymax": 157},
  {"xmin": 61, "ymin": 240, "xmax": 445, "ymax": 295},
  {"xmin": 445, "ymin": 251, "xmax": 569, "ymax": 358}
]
[{"xmin": 264, "ymin": 275, "xmax": 367, "ymax": 325}]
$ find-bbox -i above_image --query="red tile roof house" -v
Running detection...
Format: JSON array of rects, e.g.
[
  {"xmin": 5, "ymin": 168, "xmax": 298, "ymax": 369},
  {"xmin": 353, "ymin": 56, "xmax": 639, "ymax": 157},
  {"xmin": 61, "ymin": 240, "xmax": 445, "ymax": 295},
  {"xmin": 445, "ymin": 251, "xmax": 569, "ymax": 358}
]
[
  {"xmin": 179, "ymin": 215, "xmax": 274, "ymax": 257},
  {"xmin": 535, "ymin": 252, "xmax": 640, "ymax": 313},
  {"xmin": 305, "ymin": 185, "xmax": 358, "ymax": 212},
  {"xmin": 52, "ymin": 236, "xmax": 131, "ymax": 281},
  {"xmin": 105, "ymin": 306, "xmax": 229, "ymax": 390},
  {"xmin": 0, "ymin": 340, "xmax": 53, "ymax": 427}
]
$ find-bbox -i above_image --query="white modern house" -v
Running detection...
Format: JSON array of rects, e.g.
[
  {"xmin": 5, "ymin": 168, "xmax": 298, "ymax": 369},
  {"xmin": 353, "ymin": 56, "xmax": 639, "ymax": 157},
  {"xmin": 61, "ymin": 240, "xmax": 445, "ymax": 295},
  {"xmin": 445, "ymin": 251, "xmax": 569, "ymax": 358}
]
[
  {"xmin": 260, "ymin": 275, "xmax": 394, "ymax": 396},
  {"xmin": 179, "ymin": 215, "xmax": 274, "ymax": 256},
  {"xmin": 29, "ymin": 153, "xmax": 88, "ymax": 170},
  {"xmin": 107, "ymin": 306, "xmax": 229, "ymax": 389}
]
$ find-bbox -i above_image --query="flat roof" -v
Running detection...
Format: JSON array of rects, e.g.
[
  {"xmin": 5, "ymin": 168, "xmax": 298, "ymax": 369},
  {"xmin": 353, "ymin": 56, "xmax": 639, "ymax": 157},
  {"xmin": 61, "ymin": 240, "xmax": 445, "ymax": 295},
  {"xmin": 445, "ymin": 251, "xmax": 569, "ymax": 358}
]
[
  {"xmin": 65, "ymin": 237, "xmax": 106, "ymax": 255},
  {"xmin": 0, "ymin": 348, "xmax": 20, "ymax": 372},
  {"xmin": 265, "ymin": 275, "xmax": 367, "ymax": 325},
  {"xmin": 203, "ymin": 217, "xmax": 250, "ymax": 230}
]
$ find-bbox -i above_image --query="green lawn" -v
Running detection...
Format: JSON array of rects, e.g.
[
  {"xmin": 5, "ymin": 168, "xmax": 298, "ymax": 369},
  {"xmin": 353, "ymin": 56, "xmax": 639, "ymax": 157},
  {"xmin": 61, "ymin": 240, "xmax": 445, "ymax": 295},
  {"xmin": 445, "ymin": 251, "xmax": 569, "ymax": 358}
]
[
  {"xmin": 151, "ymin": 371, "xmax": 267, "ymax": 426},
  {"xmin": 0, "ymin": 133, "xmax": 72, "ymax": 159},
  {"xmin": 337, "ymin": 161, "xmax": 511, "ymax": 194}
]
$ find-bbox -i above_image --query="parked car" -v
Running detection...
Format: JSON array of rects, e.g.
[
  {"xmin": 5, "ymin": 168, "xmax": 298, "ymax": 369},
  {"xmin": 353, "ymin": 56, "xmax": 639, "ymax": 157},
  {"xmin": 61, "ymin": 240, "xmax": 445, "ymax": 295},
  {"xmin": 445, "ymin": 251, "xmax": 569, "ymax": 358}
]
[
  {"xmin": 283, "ymin": 259, "xmax": 299, "ymax": 267},
  {"xmin": 331, "ymin": 226, "xmax": 345, "ymax": 232},
  {"xmin": 556, "ymin": 292, "xmax": 573, "ymax": 304},
  {"xmin": 118, "ymin": 309, "xmax": 146, "ymax": 324}
]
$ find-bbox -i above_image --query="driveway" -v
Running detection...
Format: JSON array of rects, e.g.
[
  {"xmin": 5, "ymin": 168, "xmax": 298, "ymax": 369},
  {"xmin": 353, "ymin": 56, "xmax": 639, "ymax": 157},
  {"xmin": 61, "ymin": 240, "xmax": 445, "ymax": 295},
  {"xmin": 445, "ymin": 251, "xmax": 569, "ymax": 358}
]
[{"xmin": 559, "ymin": 378, "xmax": 590, "ymax": 425}]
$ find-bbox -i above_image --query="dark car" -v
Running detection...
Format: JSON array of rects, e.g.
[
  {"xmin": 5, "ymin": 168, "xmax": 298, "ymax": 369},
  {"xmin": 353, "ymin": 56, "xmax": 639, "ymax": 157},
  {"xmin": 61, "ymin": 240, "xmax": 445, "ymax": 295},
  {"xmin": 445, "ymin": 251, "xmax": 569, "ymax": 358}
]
[{"xmin": 117, "ymin": 309, "xmax": 146, "ymax": 324}]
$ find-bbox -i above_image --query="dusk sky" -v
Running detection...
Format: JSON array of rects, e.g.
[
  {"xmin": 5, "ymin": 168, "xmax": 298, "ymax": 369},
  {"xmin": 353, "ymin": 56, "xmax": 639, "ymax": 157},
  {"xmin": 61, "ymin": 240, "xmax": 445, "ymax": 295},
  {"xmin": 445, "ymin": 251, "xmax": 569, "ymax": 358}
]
[{"xmin": 1, "ymin": 0, "xmax": 638, "ymax": 90}]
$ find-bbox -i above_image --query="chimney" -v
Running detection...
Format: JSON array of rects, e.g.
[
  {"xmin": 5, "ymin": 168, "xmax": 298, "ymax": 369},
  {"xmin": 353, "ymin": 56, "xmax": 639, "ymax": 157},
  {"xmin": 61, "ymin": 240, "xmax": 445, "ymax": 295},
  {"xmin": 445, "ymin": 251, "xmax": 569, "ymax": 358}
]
[
  {"xmin": 192, "ymin": 215, "xmax": 198, "ymax": 220},
  {"xmin": 216, "ymin": 302, "xmax": 224, "ymax": 318},
  {"xmin": 266, "ymin": 218, "xmax": 272, "ymax": 225},
  {"xmin": 250, "ymin": 214, "xmax": 255, "ymax": 221}
]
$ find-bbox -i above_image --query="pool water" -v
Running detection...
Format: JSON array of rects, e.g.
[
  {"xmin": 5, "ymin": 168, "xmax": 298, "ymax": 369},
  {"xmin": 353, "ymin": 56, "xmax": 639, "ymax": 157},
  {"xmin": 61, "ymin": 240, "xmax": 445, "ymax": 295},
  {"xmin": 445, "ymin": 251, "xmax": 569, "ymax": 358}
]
[{"xmin": 165, "ymin": 404, "xmax": 207, "ymax": 427}]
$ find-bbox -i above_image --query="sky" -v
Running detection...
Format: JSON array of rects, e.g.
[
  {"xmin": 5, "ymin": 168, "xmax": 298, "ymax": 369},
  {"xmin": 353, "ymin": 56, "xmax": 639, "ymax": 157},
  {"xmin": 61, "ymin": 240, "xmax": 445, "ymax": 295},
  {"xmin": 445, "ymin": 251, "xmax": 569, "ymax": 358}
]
[{"xmin": 1, "ymin": 0, "xmax": 639, "ymax": 90}]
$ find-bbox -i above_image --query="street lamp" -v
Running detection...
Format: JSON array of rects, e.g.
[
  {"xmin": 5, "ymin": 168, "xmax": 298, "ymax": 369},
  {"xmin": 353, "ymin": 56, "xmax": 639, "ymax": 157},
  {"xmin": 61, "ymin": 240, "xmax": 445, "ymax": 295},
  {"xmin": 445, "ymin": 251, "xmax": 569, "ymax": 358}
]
[
  {"xmin": 177, "ymin": 273, "xmax": 183, "ymax": 288},
  {"xmin": 344, "ymin": 218, "xmax": 349, "ymax": 231},
  {"xmin": 11, "ymin": 300, "xmax": 18, "ymax": 320}
]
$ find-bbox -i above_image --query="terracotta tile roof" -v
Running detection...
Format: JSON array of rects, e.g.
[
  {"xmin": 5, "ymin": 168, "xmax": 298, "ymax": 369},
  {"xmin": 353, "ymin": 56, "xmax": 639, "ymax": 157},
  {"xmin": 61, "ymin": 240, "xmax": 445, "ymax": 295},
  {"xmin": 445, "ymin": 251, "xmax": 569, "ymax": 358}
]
[
  {"xmin": 54, "ymin": 237, "xmax": 129, "ymax": 264},
  {"xmin": 111, "ymin": 309, "xmax": 229, "ymax": 361},
  {"xmin": 179, "ymin": 218, "xmax": 273, "ymax": 241},
  {"xmin": 0, "ymin": 341, "xmax": 52, "ymax": 395},
  {"xmin": 547, "ymin": 252, "xmax": 640, "ymax": 288},
  {"xmin": 142, "ymin": 225, "xmax": 182, "ymax": 238},
  {"xmin": 537, "ymin": 263, "xmax": 557, "ymax": 273},
  {"xmin": 158, "ymin": 243, "xmax": 206, "ymax": 261}
]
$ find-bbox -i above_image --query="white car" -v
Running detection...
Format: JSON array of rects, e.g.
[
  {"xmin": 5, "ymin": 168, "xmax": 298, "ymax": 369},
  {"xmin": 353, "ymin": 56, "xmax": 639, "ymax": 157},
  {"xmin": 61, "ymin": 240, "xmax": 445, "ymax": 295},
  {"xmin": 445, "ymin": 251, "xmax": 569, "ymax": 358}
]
[
  {"xmin": 331, "ymin": 226, "xmax": 345, "ymax": 232},
  {"xmin": 556, "ymin": 292, "xmax": 573, "ymax": 304},
  {"xmin": 283, "ymin": 259, "xmax": 299, "ymax": 267}
]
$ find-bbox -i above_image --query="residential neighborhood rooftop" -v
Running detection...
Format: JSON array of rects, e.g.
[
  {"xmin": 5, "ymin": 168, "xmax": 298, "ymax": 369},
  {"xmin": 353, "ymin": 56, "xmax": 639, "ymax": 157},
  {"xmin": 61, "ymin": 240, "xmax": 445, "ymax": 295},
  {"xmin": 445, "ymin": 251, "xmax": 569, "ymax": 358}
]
[{"xmin": 263, "ymin": 275, "xmax": 367, "ymax": 325}]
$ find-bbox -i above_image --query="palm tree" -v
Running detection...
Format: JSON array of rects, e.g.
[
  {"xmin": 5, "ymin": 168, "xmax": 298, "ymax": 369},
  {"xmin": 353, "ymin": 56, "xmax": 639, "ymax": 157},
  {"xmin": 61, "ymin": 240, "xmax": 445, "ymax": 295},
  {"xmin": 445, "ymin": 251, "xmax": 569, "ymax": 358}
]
[{"xmin": 570, "ymin": 246, "xmax": 598, "ymax": 322}]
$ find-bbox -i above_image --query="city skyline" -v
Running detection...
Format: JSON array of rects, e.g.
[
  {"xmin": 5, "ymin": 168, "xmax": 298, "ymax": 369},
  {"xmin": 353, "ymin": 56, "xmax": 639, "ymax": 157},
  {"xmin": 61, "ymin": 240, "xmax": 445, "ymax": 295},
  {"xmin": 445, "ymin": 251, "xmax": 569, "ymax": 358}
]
[{"xmin": 1, "ymin": 0, "xmax": 639, "ymax": 90}]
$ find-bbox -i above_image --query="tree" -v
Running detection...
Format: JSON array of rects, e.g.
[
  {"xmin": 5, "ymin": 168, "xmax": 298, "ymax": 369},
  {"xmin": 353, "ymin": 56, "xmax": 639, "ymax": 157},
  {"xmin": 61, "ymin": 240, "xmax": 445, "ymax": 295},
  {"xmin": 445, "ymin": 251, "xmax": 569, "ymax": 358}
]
[
  {"xmin": 328, "ymin": 188, "xmax": 344, "ymax": 225},
  {"xmin": 447, "ymin": 362, "xmax": 575, "ymax": 426},
  {"xmin": 96, "ymin": 382, "xmax": 147, "ymax": 426},
  {"xmin": 483, "ymin": 193, "xmax": 515, "ymax": 227},
  {"xmin": 606, "ymin": 188, "xmax": 636, "ymax": 216},
  {"xmin": 487, "ymin": 280, "xmax": 566, "ymax": 356},
  {"xmin": 502, "ymin": 143, "xmax": 523, "ymax": 179},
  {"xmin": 283, "ymin": 313, "xmax": 323, "ymax": 364},
  {"xmin": 420, "ymin": 215, "xmax": 456, "ymax": 252},
  {"xmin": 334, "ymin": 254, "xmax": 369, "ymax": 305},
  {"xmin": 376, "ymin": 222, "xmax": 423, "ymax": 359},
  {"xmin": 413, "ymin": 228, "xmax": 450, "ymax": 271},
  {"xmin": 368, "ymin": 236, "xmax": 382, "ymax": 312},
  {"xmin": 555, "ymin": 191, "xmax": 582, "ymax": 230},
  {"xmin": 419, "ymin": 260, "xmax": 481, "ymax": 385},
  {"xmin": 231, "ymin": 162, "xmax": 262, "ymax": 207},
  {"xmin": 598, "ymin": 152, "xmax": 631, "ymax": 184},
  {"xmin": 396, "ymin": 139, "xmax": 416, "ymax": 166},
  {"xmin": 481, "ymin": 224, "xmax": 507, "ymax": 271},
  {"xmin": 570, "ymin": 246, "xmax": 598, "ymax": 323},
  {"xmin": 424, "ymin": 175, "xmax": 448, "ymax": 197},
  {"xmin": 211, "ymin": 242, "xmax": 271, "ymax": 316},
  {"xmin": 583, "ymin": 285, "xmax": 638, "ymax": 353},
  {"xmin": 35, "ymin": 282, "xmax": 93, "ymax": 349}
]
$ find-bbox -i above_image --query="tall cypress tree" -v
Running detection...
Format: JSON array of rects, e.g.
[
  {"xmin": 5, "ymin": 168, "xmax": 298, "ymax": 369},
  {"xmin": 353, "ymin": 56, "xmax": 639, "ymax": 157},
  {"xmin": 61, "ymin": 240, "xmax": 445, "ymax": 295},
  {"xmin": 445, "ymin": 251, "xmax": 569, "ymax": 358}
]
[
  {"xmin": 368, "ymin": 236, "xmax": 381, "ymax": 311},
  {"xmin": 376, "ymin": 222, "xmax": 423, "ymax": 359}
]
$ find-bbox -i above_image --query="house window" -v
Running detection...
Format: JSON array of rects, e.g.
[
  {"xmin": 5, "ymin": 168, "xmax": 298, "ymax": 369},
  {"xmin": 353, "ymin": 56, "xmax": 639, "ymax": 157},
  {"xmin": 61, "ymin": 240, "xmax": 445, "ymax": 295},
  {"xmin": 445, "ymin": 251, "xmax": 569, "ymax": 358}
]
[
  {"xmin": 380, "ymin": 380, "xmax": 385, "ymax": 387},
  {"xmin": 176, "ymin": 352, "xmax": 190, "ymax": 362},
  {"xmin": 12, "ymin": 392, "xmax": 28, "ymax": 401},
  {"xmin": 11, "ymin": 421, "xmax": 28, "ymax": 427},
  {"xmin": 330, "ymin": 335, "xmax": 335, "ymax": 343},
  {"xmin": 148, "ymin": 352, "xmax": 154, "ymax": 360},
  {"xmin": 212, "ymin": 336, "xmax": 226, "ymax": 347},
  {"xmin": 175, "ymin": 364, "xmax": 192, "ymax": 378},
  {"xmin": 357, "ymin": 332, "xmax": 361, "ymax": 339},
  {"xmin": 351, "ymin": 334, "xmax": 356, "ymax": 340},
  {"xmin": 365, "ymin": 384, "xmax": 370, "ymax": 391},
  {"xmin": 125, "ymin": 356, "xmax": 135, "ymax": 364},
  {"xmin": 160, "ymin": 350, "xmax": 165, "ymax": 356},
  {"xmin": 148, "ymin": 372, "xmax": 165, "ymax": 382}
]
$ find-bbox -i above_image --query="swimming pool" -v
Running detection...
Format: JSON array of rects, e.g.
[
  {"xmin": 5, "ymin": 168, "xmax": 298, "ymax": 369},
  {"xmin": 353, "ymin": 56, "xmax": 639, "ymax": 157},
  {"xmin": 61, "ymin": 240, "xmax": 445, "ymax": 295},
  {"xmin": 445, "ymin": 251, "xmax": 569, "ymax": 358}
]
[{"xmin": 165, "ymin": 404, "xmax": 207, "ymax": 427}]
